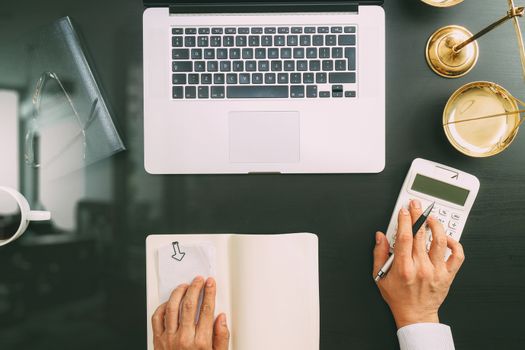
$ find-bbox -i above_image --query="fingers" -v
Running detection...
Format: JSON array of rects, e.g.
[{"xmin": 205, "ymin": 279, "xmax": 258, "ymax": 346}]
[
  {"xmin": 373, "ymin": 231, "xmax": 390, "ymax": 276},
  {"xmin": 179, "ymin": 276, "xmax": 206, "ymax": 333},
  {"xmin": 213, "ymin": 313, "xmax": 230, "ymax": 350},
  {"xmin": 409, "ymin": 200, "xmax": 428, "ymax": 261},
  {"xmin": 428, "ymin": 216, "xmax": 448, "ymax": 268},
  {"xmin": 196, "ymin": 277, "xmax": 217, "ymax": 343},
  {"xmin": 446, "ymin": 235, "xmax": 465, "ymax": 275},
  {"xmin": 393, "ymin": 206, "xmax": 414, "ymax": 263},
  {"xmin": 165, "ymin": 283, "xmax": 189, "ymax": 334},
  {"xmin": 152, "ymin": 302, "xmax": 167, "ymax": 337}
]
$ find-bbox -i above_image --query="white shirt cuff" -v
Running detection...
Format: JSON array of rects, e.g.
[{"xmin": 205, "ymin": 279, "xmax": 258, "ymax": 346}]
[{"xmin": 397, "ymin": 323, "xmax": 455, "ymax": 350}]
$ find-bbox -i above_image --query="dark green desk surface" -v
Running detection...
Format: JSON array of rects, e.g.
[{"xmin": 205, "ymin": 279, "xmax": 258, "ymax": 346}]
[{"xmin": 0, "ymin": 1, "xmax": 524, "ymax": 349}]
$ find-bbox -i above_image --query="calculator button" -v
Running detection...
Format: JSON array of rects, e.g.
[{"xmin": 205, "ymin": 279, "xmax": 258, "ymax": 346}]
[
  {"xmin": 448, "ymin": 220, "xmax": 459, "ymax": 230},
  {"xmin": 451, "ymin": 213, "xmax": 461, "ymax": 221},
  {"xmin": 447, "ymin": 230, "xmax": 455, "ymax": 237},
  {"xmin": 438, "ymin": 217, "xmax": 446, "ymax": 225},
  {"xmin": 439, "ymin": 208, "xmax": 449, "ymax": 216}
]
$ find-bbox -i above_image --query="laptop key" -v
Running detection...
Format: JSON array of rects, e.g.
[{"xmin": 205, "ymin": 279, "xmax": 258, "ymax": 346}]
[
  {"xmin": 252, "ymin": 73, "xmax": 263, "ymax": 84},
  {"xmin": 305, "ymin": 27, "xmax": 316, "ymax": 33},
  {"xmin": 172, "ymin": 74, "xmax": 187, "ymax": 85},
  {"xmin": 207, "ymin": 61, "xmax": 219, "ymax": 72},
  {"xmin": 224, "ymin": 36, "xmax": 235, "ymax": 47},
  {"xmin": 297, "ymin": 60, "xmax": 308, "ymax": 71},
  {"xmin": 227, "ymin": 86, "xmax": 288, "ymax": 98},
  {"xmin": 332, "ymin": 84, "xmax": 344, "ymax": 97},
  {"xmin": 217, "ymin": 49, "xmax": 228, "ymax": 59},
  {"xmin": 303, "ymin": 73, "xmax": 314, "ymax": 84},
  {"xmin": 251, "ymin": 27, "xmax": 263, "ymax": 34},
  {"xmin": 326, "ymin": 35, "xmax": 337, "ymax": 46},
  {"xmin": 275, "ymin": 36, "xmax": 286, "ymax": 46},
  {"xmin": 300, "ymin": 35, "xmax": 311, "ymax": 46},
  {"xmin": 344, "ymin": 26, "xmax": 356, "ymax": 33},
  {"xmin": 319, "ymin": 48, "xmax": 330, "ymax": 58},
  {"xmin": 236, "ymin": 36, "xmax": 247, "ymax": 47},
  {"xmin": 214, "ymin": 73, "xmax": 225, "ymax": 84},
  {"xmin": 335, "ymin": 60, "xmax": 347, "ymax": 71},
  {"xmin": 345, "ymin": 91, "xmax": 356, "ymax": 98},
  {"xmin": 287, "ymin": 35, "xmax": 298, "ymax": 46},
  {"xmin": 264, "ymin": 27, "xmax": 276, "ymax": 34},
  {"xmin": 197, "ymin": 36, "xmax": 208, "ymax": 47},
  {"xmin": 339, "ymin": 35, "xmax": 356, "ymax": 46},
  {"xmin": 284, "ymin": 60, "xmax": 295, "ymax": 71},
  {"xmin": 185, "ymin": 28, "xmax": 197, "ymax": 35},
  {"xmin": 172, "ymin": 49, "xmax": 190, "ymax": 59},
  {"xmin": 313, "ymin": 35, "xmax": 324, "ymax": 46},
  {"xmin": 290, "ymin": 85, "xmax": 305, "ymax": 98},
  {"xmin": 242, "ymin": 48, "xmax": 254, "ymax": 59},
  {"xmin": 204, "ymin": 49, "xmax": 215, "ymax": 59},
  {"xmin": 345, "ymin": 47, "xmax": 356, "ymax": 70},
  {"xmin": 307, "ymin": 85, "xmax": 318, "ymax": 98},
  {"xmin": 173, "ymin": 86, "xmax": 184, "ymax": 99},
  {"xmin": 319, "ymin": 91, "xmax": 330, "ymax": 98},
  {"xmin": 220, "ymin": 61, "xmax": 231, "ymax": 72},
  {"xmin": 185, "ymin": 36, "xmax": 196, "ymax": 47},
  {"xmin": 172, "ymin": 61, "xmax": 193, "ymax": 72},
  {"xmin": 195, "ymin": 61, "xmax": 206, "ymax": 72},
  {"xmin": 329, "ymin": 72, "xmax": 356, "ymax": 84},
  {"xmin": 331, "ymin": 26, "xmax": 343, "ymax": 33},
  {"xmin": 191, "ymin": 49, "xmax": 202, "ymax": 59},
  {"xmin": 309, "ymin": 60, "xmax": 321, "ymax": 71},
  {"xmin": 265, "ymin": 73, "xmax": 276, "ymax": 84},
  {"xmin": 233, "ymin": 61, "xmax": 244, "ymax": 71},
  {"xmin": 271, "ymin": 61, "xmax": 282, "ymax": 72},
  {"xmin": 292, "ymin": 27, "xmax": 303, "ymax": 33},
  {"xmin": 212, "ymin": 28, "xmax": 223, "ymax": 34},
  {"xmin": 211, "ymin": 86, "xmax": 225, "ymax": 98},
  {"xmin": 239, "ymin": 73, "xmax": 250, "ymax": 84},
  {"xmin": 201, "ymin": 74, "xmax": 212, "ymax": 84},
  {"xmin": 258, "ymin": 60, "xmax": 270, "ymax": 71},
  {"xmin": 262, "ymin": 36, "xmax": 273, "ymax": 46},
  {"xmin": 230, "ymin": 48, "xmax": 241, "ymax": 59},
  {"xmin": 318, "ymin": 27, "xmax": 329, "ymax": 33},
  {"xmin": 281, "ymin": 48, "xmax": 292, "ymax": 59},
  {"xmin": 316, "ymin": 72, "xmax": 327, "ymax": 83},
  {"xmin": 246, "ymin": 60, "xmax": 257, "ymax": 71},
  {"xmin": 210, "ymin": 36, "xmax": 222, "ymax": 47},
  {"xmin": 198, "ymin": 86, "xmax": 209, "ymax": 98},
  {"xmin": 249, "ymin": 36, "xmax": 260, "ymax": 46},
  {"xmin": 322, "ymin": 60, "xmax": 334, "ymax": 71},
  {"xmin": 198, "ymin": 28, "xmax": 210, "ymax": 35},
  {"xmin": 188, "ymin": 74, "xmax": 199, "ymax": 84},
  {"xmin": 293, "ymin": 48, "xmax": 305, "ymax": 58},
  {"xmin": 172, "ymin": 28, "xmax": 183, "ymax": 35},
  {"xmin": 238, "ymin": 27, "xmax": 250, "ymax": 34},
  {"xmin": 185, "ymin": 86, "xmax": 196, "ymax": 99},
  {"xmin": 278, "ymin": 73, "xmax": 289, "ymax": 84},
  {"xmin": 291, "ymin": 73, "xmax": 301, "ymax": 84},
  {"xmin": 225, "ymin": 27, "xmax": 236, "ymax": 34},
  {"xmin": 306, "ymin": 47, "xmax": 317, "ymax": 58},
  {"xmin": 332, "ymin": 47, "xmax": 343, "ymax": 58},
  {"xmin": 278, "ymin": 27, "xmax": 289, "ymax": 34},
  {"xmin": 172, "ymin": 36, "xmax": 184, "ymax": 47},
  {"xmin": 226, "ymin": 73, "xmax": 238, "ymax": 84},
  {"xmin": 255, "ymin": 48, "xmax": 266, "ymax": 59}
]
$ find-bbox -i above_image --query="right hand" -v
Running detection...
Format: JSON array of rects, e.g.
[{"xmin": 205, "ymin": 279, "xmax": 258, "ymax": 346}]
[
  {"xmin": 152, "ymin": 276, "xmax": 230, "ymax": 350},
  {"xmin": 373, "ymin": 199, "xmax": 466, "ymax": 328}
]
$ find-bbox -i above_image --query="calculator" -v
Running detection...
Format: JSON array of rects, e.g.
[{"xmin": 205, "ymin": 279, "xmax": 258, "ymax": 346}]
[{"xmin": 385, "ymin": 158, "xmax": 480, "ymax": 255}]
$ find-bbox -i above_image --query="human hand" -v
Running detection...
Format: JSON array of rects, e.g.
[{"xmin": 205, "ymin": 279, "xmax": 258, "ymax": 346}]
[
  {"xmin": 152, "ymin": 276, "xmax": 230, "ymax": 350},
  {"xmin": 373, "ymin": 199, "xmax": 465, "ymax": 329}
]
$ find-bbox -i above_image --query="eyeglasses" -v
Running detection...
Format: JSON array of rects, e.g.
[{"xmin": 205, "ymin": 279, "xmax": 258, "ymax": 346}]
[{"xmin": 25, "ymin": 71, "xmax": 99, "ymax": 168}]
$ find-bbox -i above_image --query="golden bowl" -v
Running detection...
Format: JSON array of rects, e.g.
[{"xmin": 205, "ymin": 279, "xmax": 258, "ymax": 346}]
[
  {"xmin": 421, "ymin": 0, "xmax": 464, "ymax": 7},
  {"xmin": 443, "ymin": 82, "xmax": 521, "ymax": 157}
]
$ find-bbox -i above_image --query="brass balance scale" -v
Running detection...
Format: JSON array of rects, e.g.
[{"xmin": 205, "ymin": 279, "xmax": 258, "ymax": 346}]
[{"xmin": 422, "ymin": 0, "xmax": 525, "ymax": 157}]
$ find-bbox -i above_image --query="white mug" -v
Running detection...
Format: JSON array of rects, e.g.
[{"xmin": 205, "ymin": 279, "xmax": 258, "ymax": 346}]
[{"xmin": 0, "ymin": 186, "xmax": 51, "ymax": 247}]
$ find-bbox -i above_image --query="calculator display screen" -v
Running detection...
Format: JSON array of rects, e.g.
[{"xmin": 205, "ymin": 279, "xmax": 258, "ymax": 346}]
[{"xmin": 411, "ymin": 174, "xmax": 470, "ymax": 206}]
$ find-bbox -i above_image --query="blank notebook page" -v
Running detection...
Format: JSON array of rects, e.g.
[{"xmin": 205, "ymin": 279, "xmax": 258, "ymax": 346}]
[{"xmin": 231, "ymin": 233, "xmax": 319, "ymax": 350}]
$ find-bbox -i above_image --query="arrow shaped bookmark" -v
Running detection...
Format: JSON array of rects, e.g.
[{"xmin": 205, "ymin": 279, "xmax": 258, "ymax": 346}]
[{"xmin": 171, "ymin": 241, "xmax": 186, "ymax": 262}]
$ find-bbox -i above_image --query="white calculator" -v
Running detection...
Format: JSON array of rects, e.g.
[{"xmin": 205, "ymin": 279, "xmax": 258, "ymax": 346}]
[{"xmin": 386, "ymin": 158, "xmax": 480, "ymax": 253}]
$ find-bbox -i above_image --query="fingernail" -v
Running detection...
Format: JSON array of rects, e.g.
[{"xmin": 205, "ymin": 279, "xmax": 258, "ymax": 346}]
[
  {"xmin": 220, "ymin": 313, "xmax": 227, "ymax": 326},
  {"xmin": 375, "ymin": 232, "xmax": 382, "ymax": 245},
  {"xmin": 206, "ymin": 277, "xmax": 215, "ymax": 287},
  {"xmin": 411, "ymin": 199, "xmax": 421, "ymax": 209},
  {"xmin": 401, "ymin": 207, "xmax": 409, "ymax": 216},
  {"xmin": 194, "ymin": 276, "xmax": 204, "ymax": 283}
]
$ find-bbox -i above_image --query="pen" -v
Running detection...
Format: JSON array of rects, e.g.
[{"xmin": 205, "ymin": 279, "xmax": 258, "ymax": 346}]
[{"xmin": 374, "ymin": 202, "xmax": 435, "ymax": 283}]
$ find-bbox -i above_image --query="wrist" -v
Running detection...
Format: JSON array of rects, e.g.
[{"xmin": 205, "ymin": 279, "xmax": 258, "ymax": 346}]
[{"xmin": 393, "ymin": 311, "xmax": 440, "ymax": 329}]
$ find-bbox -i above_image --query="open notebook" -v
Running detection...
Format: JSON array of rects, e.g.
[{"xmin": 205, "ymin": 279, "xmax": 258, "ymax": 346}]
[{"xmin": 146, "ymin": 233, "xmax": 319, "ymax": 350}]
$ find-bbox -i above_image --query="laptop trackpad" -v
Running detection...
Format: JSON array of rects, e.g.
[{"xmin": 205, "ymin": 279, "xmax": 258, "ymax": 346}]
[{"xmin": 229, "ymin": 111, "xmax": 300, "ymax": 163}]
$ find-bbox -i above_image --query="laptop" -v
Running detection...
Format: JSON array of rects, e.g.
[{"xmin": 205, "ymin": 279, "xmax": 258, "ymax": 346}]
[{"xmin": 143, "ymin": 1, "xmax": 385, "ymax": 174}]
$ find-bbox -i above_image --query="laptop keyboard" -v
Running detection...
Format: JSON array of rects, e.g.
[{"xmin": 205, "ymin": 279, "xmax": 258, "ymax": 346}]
[{"xmin": 171, "ymin": 25, "xmax": 357, "ymax": 100}]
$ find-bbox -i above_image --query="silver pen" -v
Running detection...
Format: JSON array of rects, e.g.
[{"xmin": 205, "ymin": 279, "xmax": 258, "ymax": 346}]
[{"xmin": 374, "ymin": 202, "xmax": 435, "ymax": 282}]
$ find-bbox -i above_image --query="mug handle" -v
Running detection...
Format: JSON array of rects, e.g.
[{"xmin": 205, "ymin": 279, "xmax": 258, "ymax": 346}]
[{"xmin": 28, "ymin": 210, "xmax": 51, "ymax": 221}]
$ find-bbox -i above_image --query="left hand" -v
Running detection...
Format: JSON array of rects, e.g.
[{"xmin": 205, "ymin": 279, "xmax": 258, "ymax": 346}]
[{"xmin": 151, "ymin": 276, "xmax": 230, "ymax": 350}]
